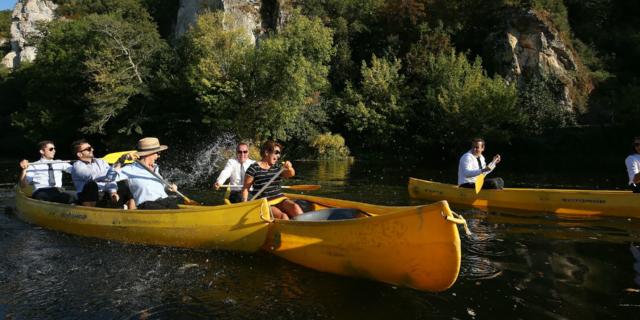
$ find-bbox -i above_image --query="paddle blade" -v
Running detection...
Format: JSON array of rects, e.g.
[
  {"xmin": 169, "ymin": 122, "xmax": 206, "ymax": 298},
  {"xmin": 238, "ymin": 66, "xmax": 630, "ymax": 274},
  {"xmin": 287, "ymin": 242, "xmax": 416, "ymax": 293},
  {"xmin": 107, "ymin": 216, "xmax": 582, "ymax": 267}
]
[
  {"xmin": 183, "ymin": 197, "xmax": 201, "ymax": 206},
  {"xmin": 282, "ymin": 184, "xmax": 321, "ymax": 191},
  {"xmin": 102, "ymin": 150, "xmax": 136, "ymax": 164},
  {"xmin": 475, "ymin": 174, "xmax": 485, "ymax": 194}
]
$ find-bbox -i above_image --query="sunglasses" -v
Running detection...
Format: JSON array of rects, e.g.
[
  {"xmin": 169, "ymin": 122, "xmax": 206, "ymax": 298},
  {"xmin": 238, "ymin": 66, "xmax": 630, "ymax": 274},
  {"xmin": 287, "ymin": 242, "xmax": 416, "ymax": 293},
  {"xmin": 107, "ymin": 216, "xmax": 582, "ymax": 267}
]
[
  {"xmin": 635, "ymin": 142, "xmax": 640, "ymax": 146},
  {"xmin": 237, "ymin": 150, "xmax": 249, "ymax": 154},
  {"xmin": 47, "ymin": 147, "xmax": 56, "ymax": 152},
  {"xmin": 80, "ymin": 146, "xmax": 93, "ymax": 153},
  {"xmin": 273, "ymin": 150, "xmax": 281, "ymax": 155}
]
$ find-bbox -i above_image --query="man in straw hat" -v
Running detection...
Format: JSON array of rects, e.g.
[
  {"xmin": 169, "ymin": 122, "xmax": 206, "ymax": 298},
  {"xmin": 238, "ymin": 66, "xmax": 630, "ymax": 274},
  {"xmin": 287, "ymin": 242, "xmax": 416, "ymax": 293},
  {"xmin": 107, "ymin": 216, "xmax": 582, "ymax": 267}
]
[{"xmin": 114, "ymin": 137, "xmax": 179, "ymax": 209}]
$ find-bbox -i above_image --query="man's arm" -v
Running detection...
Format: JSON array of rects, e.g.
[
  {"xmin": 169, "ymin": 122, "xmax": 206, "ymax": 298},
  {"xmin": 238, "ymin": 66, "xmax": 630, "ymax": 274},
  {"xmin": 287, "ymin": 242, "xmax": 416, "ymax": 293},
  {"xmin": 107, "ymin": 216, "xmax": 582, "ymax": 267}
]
[
  {"xmin": 18, "ymin": 159, "xmax": 30, "ymax": 188},
  {"xmin": 214, "ymin": 160, "xmax": 234, "ymax": 189}
]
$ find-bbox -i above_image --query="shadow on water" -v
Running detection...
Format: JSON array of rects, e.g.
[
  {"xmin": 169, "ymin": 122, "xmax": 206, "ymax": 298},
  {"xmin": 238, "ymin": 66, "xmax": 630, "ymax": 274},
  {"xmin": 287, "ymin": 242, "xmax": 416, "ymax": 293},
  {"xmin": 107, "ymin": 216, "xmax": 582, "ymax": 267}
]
[{"xmin": 1, "ymin": 155, "xmax": 640, "ymax": 318}]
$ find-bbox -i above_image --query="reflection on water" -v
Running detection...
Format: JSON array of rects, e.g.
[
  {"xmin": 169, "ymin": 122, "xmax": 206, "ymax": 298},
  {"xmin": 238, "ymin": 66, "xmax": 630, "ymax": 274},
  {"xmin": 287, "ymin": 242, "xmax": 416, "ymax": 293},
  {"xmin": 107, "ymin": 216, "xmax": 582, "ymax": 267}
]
[{"xmin": 1, "ymin": 158, "xmax": 640, "ymax": 318}]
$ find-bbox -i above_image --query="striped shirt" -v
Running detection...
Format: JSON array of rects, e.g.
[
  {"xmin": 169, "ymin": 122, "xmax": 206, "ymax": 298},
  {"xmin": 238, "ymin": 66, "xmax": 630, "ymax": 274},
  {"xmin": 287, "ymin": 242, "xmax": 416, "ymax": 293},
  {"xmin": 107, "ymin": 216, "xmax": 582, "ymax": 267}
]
[{"xmin": 245, "ymin": 162, "xmax": 283, "ymax": 199}]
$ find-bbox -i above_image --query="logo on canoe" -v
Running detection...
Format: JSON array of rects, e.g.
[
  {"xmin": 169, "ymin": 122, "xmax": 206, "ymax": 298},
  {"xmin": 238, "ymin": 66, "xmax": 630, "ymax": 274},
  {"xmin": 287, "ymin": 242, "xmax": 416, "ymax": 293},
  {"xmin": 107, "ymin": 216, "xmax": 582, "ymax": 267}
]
[
  {"xmin": 61, "ymin": 211, "xmax": 87, "ymax": 220},
  {"xmin": 560, "ymin": 198, "xmax": 605, "ymax": 204}
]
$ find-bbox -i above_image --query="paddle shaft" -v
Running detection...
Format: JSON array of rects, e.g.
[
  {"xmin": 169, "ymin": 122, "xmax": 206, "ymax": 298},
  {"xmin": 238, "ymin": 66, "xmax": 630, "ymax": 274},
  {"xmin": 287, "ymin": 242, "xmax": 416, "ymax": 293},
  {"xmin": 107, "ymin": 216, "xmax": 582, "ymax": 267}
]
[
  {"xmin": 135, "ymin": 160, "xmax": 194, "ymax": 203},
  {"xmin": 27, "ymin": 160, "xmax": 72, "ymax": 167},
  {"xmin": 220, "ymin": 184, "xmax": 320, "ymax": 190}
]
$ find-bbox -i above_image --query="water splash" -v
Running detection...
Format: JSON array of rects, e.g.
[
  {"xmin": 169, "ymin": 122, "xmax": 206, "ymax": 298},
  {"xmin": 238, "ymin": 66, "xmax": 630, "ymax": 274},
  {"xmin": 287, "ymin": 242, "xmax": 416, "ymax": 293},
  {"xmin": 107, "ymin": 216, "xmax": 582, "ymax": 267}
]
[{"xmin": 162, "ymin": 133, "xmax": 239, "ymax": 187}]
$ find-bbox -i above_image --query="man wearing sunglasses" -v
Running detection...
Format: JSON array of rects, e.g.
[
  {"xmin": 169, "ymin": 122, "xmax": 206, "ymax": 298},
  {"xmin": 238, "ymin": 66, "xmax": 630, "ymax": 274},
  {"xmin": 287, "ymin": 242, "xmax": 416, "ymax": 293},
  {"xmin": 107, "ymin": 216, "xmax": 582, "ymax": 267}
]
[
  {"xmin": 214, "ymin": 142, "xmax": 256, "ymax": 203},
  {"xmin": 458, "ymin": 138, "xmax": 503, "ymax": 189},
  {"xmin": 18, "ymin": 140, "xmax": 75, "ymax": 203},
  {"xmin": 625, "ymin": 136, "xmax": 640, "ymax": 193},
  {"xmin": 71, "ymin": 139, "xmax": 135, "ymax": 208}
]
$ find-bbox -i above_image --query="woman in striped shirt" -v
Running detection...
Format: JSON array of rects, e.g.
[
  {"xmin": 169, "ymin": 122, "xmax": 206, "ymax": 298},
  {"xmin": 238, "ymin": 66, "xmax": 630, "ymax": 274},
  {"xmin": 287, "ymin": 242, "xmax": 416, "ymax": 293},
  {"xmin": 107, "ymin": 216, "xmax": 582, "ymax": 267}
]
[{"xmin": 242, "ymin": 140, "xmax": 303, "ymax": 219}]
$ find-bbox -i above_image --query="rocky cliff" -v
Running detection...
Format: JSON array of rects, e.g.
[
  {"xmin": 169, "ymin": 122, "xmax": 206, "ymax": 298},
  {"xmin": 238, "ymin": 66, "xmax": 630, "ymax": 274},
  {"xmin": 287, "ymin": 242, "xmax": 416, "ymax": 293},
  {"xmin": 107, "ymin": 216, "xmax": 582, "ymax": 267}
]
[
  {"xmin": 1, "ymin": 0, "xmax": 57, "ymax": 69},
  {"xmin": 174, "ymin": 0, "xmax": 285, "ymax": 43},
  {"xmin": 485, "ymin": 9, "xmax": 592, "ymax": 110}
]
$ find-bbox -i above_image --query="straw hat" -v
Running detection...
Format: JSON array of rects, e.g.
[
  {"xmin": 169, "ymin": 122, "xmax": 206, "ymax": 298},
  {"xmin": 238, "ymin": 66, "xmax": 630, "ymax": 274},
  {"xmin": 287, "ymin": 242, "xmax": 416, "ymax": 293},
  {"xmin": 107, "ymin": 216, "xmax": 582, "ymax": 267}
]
[{"xmin": 135, "ymin": 137, "xmax": 168, "ymax": 156}]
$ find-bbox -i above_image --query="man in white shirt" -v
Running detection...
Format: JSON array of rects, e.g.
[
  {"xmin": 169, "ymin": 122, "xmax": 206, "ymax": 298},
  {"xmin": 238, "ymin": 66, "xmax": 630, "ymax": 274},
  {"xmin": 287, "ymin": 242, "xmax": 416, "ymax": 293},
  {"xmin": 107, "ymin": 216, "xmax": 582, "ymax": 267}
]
[
  {"xmin": 625, "ymin": 136, "xmax": 640, "ymax": 193},
  {"xmin": 214, "ymin": 142, "xmax": 256, "ymax": 203},
  {"xmin": 18, "ymin": 140, "xmax": 74, "ymax": 203},
  {"xmin": 458, "ymin": 138, "xmax": 503, "ymax": 189}
]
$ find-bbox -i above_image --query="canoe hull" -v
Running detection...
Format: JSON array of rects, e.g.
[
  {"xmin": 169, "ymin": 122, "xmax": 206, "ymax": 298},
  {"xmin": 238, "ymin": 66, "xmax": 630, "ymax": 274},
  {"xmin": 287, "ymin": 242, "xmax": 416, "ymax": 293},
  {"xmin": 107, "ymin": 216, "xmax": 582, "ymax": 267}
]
[
  {"xmin": 15, "ymin": 187, "xmax": 271, "ymax": 252},
  {"xmin": 409, "ymin": 177, "xmax": 640, "ymax": 217},
  {"xmin": 265, "ymin": 194, "xmax": 462, "ymax": 292}
]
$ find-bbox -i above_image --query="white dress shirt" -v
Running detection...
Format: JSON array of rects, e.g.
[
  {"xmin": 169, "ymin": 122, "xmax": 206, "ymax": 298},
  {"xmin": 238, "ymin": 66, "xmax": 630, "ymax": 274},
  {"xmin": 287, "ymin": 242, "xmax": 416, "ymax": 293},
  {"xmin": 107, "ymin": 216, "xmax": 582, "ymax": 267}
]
[
  {"xmin": 625, "ymin": 154, "xmax": 640, "ymax": 185},
  {"xmin": 457, "ymin": 151, "xmax": 492, "ymax": 185},
  {"xmin": 71, "ymin": 158, "xmax": 117, "ymax": 194},
  {"xmin": 216, "ymin": 158, "xmax": 256, "ymax": 191},
  {"xmin": 116, "ymin": 162, "xmax": 168, "ymax": 205},
  {"xmin": 25, "ymin": 158, "xmax": 73, "ymax": 190}
]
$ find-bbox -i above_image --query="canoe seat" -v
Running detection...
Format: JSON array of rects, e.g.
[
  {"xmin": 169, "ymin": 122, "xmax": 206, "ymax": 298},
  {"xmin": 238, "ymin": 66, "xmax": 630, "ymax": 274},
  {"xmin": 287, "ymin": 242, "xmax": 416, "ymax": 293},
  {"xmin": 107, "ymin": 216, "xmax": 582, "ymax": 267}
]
[{"xmin": 293, "ymin": 208, "xmax": 361, "ymax": 221}]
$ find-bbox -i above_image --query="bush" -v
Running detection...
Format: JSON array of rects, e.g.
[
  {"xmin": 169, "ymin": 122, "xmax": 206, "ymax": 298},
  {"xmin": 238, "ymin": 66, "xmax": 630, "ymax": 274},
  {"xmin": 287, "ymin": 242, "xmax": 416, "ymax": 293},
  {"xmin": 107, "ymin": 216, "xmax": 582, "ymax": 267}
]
[{"xmin": 309, "ymin": 133, "xmax": 351, "ymax": 159}]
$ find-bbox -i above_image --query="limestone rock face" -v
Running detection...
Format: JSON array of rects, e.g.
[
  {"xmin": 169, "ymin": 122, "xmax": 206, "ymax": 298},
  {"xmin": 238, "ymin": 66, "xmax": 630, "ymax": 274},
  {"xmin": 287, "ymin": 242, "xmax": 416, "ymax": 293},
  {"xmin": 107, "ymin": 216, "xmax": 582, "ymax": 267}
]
[
  {"xmin": 175, "ymin": 0, "xmax": 284, "ymax": 43},
  {"xmin": 486, "ymin": 9, "xmax": 589, "ymax": 110},
  {"xmin": 2, "ymin": 0, "xmax": 57, "ymax": 69}
]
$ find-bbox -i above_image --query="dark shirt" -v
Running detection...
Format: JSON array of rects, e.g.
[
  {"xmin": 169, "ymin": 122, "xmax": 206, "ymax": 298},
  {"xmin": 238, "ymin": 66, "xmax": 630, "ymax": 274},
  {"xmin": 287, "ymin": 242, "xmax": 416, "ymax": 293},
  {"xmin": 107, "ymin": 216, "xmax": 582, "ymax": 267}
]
[{"xmin": 245, "ymin": 162, "xmax": 283, "ymax": 199}]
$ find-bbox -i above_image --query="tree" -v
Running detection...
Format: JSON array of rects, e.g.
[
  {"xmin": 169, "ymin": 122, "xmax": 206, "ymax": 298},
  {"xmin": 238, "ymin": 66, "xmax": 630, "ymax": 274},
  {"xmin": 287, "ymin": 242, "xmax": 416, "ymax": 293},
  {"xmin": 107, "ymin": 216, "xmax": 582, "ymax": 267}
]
[
  {"xmin": 335, "ymin": 54, "xmax": 406, "ymax": 145},
  {"xmin": 10, "ymin": 2, "xmax": 169, "ymax": 141},
  {"xmin": 181, "ymin": 11, "xmax": 335, "ymax": 142},
  {"xmin": 83, "ymin": 13, "xmax": 168, "ymax": 134}
]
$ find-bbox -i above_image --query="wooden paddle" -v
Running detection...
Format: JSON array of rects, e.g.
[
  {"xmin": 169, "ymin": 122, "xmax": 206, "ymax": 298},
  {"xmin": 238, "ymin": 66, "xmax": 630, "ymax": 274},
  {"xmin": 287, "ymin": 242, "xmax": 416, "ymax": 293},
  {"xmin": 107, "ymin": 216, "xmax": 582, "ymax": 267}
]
[
  {"xmin": 220, "ymin": 184, "xmax": 320, "ymax": 191},
  {"xmin": 102, "ymin": 150, "xmax": 136, "ymax": 164},
  {"xmin": 135, "ymin": 160, "xmax": 200, "ymax": 205},
  {"xmin": 474, "ymin": 173, "xmax": 485, "ymax": 194},
  {"xmin": 474, "ymin": 157, "xmax": 499, "ymax": 193}
]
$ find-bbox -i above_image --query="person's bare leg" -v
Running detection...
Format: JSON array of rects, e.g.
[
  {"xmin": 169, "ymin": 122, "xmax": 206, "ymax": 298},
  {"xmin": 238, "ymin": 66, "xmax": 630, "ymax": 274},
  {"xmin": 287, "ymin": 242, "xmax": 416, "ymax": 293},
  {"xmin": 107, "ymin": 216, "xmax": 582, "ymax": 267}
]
[
  {"xmin": 271, "ymin": 206, "xmax": 289, "ymax": 220},
  {"xmin": 277, "ymin": 200, "xmax": 303, "ymax": 218}
]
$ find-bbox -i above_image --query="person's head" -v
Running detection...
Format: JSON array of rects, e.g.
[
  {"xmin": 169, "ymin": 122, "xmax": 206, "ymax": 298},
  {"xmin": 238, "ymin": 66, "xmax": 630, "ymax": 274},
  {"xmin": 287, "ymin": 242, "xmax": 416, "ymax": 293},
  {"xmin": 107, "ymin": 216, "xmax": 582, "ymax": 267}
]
[
  {"xmin": 470, "ymin": 138, "xmax": 485, "ymax": 156},
  {"xmin": 632, "ymin": 136, "xmax": 640, "ymax": 154},
  {"xmin": 37, "ymin": 140, "xmax": 56, "ymax": 160},
  {"xmin": 135, "ymin": 137, "xmax": 168, "ymax": 165},
  {"xmin": 260, "ymin": 140, "xmax": 282, "ymax": 165},
  {"xmin": 236, "ymin": 142, "xmax": 250, "ymax": 163},
  {"xmin": 72, "ymin": 138, "xmax": 94, "ymax": 161}
]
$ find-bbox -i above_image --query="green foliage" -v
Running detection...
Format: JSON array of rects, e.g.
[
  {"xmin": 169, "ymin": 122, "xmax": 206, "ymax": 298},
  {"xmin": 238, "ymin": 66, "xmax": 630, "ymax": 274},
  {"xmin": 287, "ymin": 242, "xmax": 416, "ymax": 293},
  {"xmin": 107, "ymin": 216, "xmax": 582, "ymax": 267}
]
[
  {"xmin": 0, "ymin": 10, "xmax": 11, "ymax": 40},
  {"xmin": 337, "ymin": 55, "xmax": 406, "ymax": 143},
  {"xmin": 82, "ymin": 13, "xmax": 168, "ymax": 134},
  {"xmin": 1, "ymin": 0, "xmax": 638, "ymax": 158},
  {"xmin": 518, "ymin": 75, "xmax": 576, "ymax": 133},
  {"xmin": 309, "ymin": 133, "xmax": 351, "ymax": 159},
  {"xmin": 408, "ymin": 50, "xmax": 521, "ymax": 144},
  {"xmin": 10, "ymin": 0, "xmax": 169, "ymax": 141},
  {"xmin": 181, "ymin": 11, "xmax": 335, "ymax": 142}
]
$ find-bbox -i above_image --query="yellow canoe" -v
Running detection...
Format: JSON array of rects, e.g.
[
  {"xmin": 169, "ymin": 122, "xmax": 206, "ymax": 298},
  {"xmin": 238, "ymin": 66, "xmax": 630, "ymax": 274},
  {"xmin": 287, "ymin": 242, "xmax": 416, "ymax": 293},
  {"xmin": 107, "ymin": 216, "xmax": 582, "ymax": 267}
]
[
  {"xmin": 265, "ymin": 193, "xmax": 465, "ymax": 292},
  {"xmin": 409, "ymin": 177, "xmax": 640, "ymax": 217},
  {"xmin": 15, "ymin": 186, "xmax": 272, "ymax": 252},
  {"xmin": 15, "ymin": 186, "xmax": 465, "ymax": 292}
]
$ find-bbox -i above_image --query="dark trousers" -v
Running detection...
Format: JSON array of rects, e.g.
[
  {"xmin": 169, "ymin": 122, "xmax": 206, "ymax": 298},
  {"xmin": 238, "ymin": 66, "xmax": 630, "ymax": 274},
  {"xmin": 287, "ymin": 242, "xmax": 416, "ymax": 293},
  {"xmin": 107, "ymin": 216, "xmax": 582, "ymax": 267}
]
[
  {"xmin": 138, "ymin": 196, "xmax": 180, "ymax": 210},
  {"xmin": 77, "ymin": 180, "xmax": 134, "ymax": 208},
  {"xmin": 631, "ymin": 184, "xmax": 640, "ymax": 193},
  {"xmin": 229, "ymin": 191, "xmax": 243, "ymax": 203},
  {"xmin": 32, "ymin": 187, "xmax": 75, "ymax": 204},
  {"xmin": 460, "ymin": 177, "xmax": 505, "ymax": 190}
]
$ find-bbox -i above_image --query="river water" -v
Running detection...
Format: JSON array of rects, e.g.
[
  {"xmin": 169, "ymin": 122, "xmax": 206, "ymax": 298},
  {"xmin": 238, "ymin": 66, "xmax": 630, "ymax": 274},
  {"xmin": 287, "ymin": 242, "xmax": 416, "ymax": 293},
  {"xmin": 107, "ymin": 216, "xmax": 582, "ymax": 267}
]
[{"xmin": 0, "ymin": 157, "xmax": 639, "ymax": 319}]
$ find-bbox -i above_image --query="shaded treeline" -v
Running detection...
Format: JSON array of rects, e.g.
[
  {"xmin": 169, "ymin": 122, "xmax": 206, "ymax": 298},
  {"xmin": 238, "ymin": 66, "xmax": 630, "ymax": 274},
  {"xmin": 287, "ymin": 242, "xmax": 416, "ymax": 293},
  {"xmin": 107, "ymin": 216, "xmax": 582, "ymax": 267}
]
[{"xmin": 0, "ymin": 0, "xmax": 638, "ymax": 160}]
